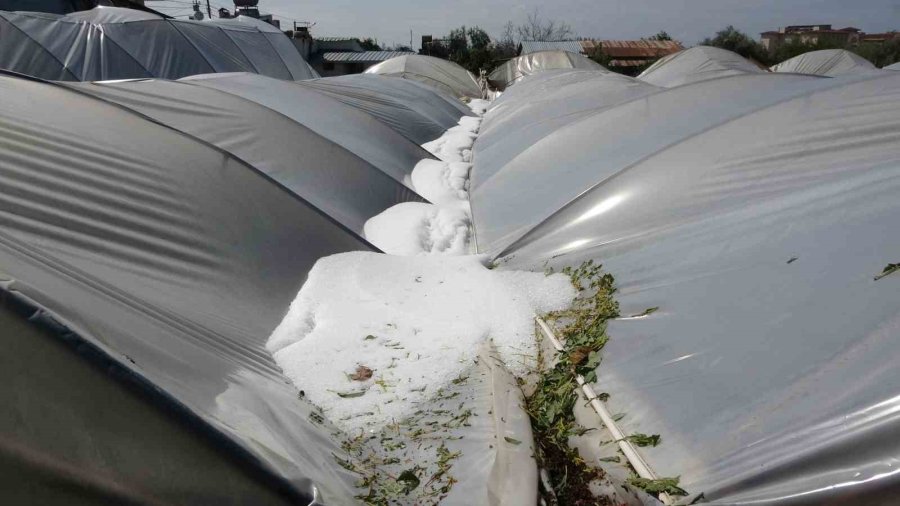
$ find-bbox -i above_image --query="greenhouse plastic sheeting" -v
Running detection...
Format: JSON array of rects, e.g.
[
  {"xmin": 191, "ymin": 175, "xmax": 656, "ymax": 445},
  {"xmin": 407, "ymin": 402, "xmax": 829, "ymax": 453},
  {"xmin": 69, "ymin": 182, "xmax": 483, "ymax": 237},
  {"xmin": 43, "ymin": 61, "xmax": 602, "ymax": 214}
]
[
  {"xmin": 0, "ymin": 72, "xmax": 374, "ymax": 504},
  {"xmin": 0, "ymin": 7, "xmax": 317, "ymax": 81},
  {"xmin": 300, "ymin": 73, "xmax": 473, "ymax": 145},
  {"xmin": 771, "ymin": 49, "xmax": 880, "ymax": 77},
  {"xmin": 474, "ymin": 70, "xmax": 900, "ymax": 504},
  {"xmin": 365, "ymin": 54, "xmax": 483, "ymax": 99},
  {"xmin": 475, "ymin": 71, "xmax": 661, "ymax": 179},
  {"xmin": 472, "ymin": 72, "xmax": 831, "ymax": 256},
  {"xmin": 637, "ymin": 46, "xmax": 764, "ymax": 88},
  {"xmin": 65, "ymin": 76, "xmax": 426, "ymax": 235},
  {"xmin": 886, "ymin": 61, "xmax": 900, "ymax": 70},
  {"xmin": 180, "ymin": 73, "xmax": 434, "ymax": 181},
  {"xmin": 487, "ymin": 50, "xmax": 607, "ymax": 90}
]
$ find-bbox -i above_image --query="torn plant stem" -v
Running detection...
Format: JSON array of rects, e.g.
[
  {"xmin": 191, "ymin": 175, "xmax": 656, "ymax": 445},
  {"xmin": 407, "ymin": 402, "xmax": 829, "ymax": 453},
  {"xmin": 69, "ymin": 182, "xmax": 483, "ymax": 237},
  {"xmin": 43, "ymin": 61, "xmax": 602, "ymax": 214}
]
[{"xmin": 530, "ymin": 261, "xmax": 684, "ymax": 504}]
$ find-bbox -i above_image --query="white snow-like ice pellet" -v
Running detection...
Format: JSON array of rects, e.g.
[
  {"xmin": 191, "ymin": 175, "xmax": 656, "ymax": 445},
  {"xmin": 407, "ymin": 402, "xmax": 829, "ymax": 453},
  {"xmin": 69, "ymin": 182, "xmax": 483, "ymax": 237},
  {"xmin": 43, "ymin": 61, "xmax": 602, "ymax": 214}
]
[
  {"xmin": 468, "ymin": 98, "xmax": 491, "ymax": 115},
  {"xmin": 410, "ymin": 159, "xmax": 470, "ymax": 205},
  {"xmin": 267, "ymin": 251, "xmax": 575, "ymax": 432},
  {"xmin": 363, "ymin": 201, "xmax": 472, "ymax": 256},
  {"xmin": 421, "ymin": 115, "xmax": 482, "ymax": 162}
]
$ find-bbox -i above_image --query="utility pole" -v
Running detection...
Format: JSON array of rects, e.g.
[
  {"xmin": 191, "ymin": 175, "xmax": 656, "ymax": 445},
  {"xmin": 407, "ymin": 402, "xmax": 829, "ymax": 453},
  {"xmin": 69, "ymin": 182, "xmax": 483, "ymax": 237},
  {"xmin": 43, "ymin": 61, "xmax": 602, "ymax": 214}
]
[{"xmin": 206, "ymin": 0, "xmax": 212, "ymax": 18}]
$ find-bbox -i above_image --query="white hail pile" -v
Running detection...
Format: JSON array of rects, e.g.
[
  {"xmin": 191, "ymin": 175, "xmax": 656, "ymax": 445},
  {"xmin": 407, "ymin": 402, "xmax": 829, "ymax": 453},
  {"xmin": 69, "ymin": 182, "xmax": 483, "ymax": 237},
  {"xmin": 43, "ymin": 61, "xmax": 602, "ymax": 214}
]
[
  {"xmin": 364, "ymin": 108, "xmax": 483, "ymax": 255},
  {"xmin": 267, "ymin": 252, "xmax": 574, "ymax": 432},
  {"xmin": 268, "ymin": 98, "xmax": 576, "ymax": 433}
]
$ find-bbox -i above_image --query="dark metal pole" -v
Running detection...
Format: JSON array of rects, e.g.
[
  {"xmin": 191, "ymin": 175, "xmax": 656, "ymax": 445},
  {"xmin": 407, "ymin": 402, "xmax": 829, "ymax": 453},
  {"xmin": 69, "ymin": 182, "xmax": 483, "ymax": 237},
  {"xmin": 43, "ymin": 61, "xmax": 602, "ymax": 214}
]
[{"xmin": 206, "ymin": 0, "xmax": 212, "ymax": 18}]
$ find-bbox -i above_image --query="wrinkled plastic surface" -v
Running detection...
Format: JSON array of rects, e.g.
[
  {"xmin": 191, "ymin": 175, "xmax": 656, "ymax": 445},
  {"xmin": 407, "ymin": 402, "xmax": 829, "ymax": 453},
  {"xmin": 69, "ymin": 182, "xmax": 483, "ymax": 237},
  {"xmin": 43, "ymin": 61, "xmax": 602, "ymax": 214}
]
[
  {"xmin": 886, "ymin": 62, "xmax": 900, "ymax": 71},
  {"xmin": 365, "ymin": 54, "xmax": 482, "ymax": 99},
  {"xmin": 487, "ymin": 50, "xmax": 607, "ymax": 90},
  {"xmin": 472, "ymin": 69, "xmax": 900, "ymax": 503},
  {"xmin": 0, "ymin": 7, "xmax": 317, "ymax": 81},
  {"xmin": 65, "ymin": 76, "xmax": 426, "ymax": 235},
  {"xmin": 474, "ymin": 70, "xmax": 661, "ymax": 184},
  {"xmin": 177, "ymin": 73, "xmax": 434, "ymax": 186},
  {"xmin": 638, "ymin": 45, "xmax": 764, "ymax": 88},
  {"xmin": 0, "ymin": 73, "xmax": 371, "ymax": 504},
  {"xmin": 301, "ymin": 73, "xmax": 472, "ymax": 144},
  {"xmin": 771, "ymin": 49, "xmax": 880, "ymax": 77}
]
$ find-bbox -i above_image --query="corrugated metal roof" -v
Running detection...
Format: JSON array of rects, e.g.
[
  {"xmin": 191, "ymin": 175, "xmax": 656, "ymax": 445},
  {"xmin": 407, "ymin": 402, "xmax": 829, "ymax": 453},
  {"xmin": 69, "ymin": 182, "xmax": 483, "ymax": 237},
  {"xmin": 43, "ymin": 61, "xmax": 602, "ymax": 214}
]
[
  {"xmin": 598, "ymin": 40, "xmax": 683, "ymax": 58},
  {"xmin": 316, "ymin": 37, "xmax": 358, "ymax": 42},
  {"xmin": 519, "ymin": 41, "xmax": 586, "ymax": 55},
  {"xmin": 322, "ymin": 51, "xmax": 416, "ymax": 63},
  {"xmin": 608, "ymin": 59, "xmax": 651, "ymax": 67}
]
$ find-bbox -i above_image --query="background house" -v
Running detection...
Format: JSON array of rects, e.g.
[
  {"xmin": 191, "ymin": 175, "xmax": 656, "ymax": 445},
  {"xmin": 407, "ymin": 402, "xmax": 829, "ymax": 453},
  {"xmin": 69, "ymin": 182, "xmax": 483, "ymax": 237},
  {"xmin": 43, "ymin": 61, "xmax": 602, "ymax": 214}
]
[{"xmin": 760, "ymin": 25, "xmax": 863, "ymax": 51}]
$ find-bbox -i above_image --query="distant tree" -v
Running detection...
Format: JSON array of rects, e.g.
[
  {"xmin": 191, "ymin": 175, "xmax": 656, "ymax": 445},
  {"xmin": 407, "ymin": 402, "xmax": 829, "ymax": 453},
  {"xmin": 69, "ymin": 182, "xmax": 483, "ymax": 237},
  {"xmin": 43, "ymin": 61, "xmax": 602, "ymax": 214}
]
[
  {"xmin": 420, "ymin": 25, "xmax": 508, "ymax": 74},
  {"xmin": 358, "ymin": 38, "xmax": 381, "ymax": 51},
  {"xmin": 701, "ymin": 25, "xmax": 772, "ymax": 65},
  {"xmin": 851, "ymin": 36, "xmax": 900, "ymax": 68},
  {"xmin": 646, "ymin": 31, "xmax": 673, "ymax": 42},
  {"xmin": 587, "ymin": 42, "xmax": 611, "ymax": 67},
  {"xmin": 764, "ymin": 32, "xmax": 900, "ymax": 69},
  {"xmin": 385, "ymin": 44, "xmax": 413, "ymax": 52},
  {"xmin": 515, "ymin": 9, "xmax": 574, "ymax": 42},
  {"xmin": 493, "ymin": 21, "xmax": 519, "ymax": 59},
  {"xmin": 771, "ymin": 37, "xmax": 843, "ymax": 64}
]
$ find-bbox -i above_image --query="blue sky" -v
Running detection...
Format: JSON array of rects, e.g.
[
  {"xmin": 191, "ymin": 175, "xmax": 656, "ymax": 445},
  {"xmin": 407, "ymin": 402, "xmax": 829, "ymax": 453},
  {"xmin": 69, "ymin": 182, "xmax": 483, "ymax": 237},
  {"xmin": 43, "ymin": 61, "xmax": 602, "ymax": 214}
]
[{"xmin": 158, "ymin": 0, "xmax": 899, "ymax": 49}]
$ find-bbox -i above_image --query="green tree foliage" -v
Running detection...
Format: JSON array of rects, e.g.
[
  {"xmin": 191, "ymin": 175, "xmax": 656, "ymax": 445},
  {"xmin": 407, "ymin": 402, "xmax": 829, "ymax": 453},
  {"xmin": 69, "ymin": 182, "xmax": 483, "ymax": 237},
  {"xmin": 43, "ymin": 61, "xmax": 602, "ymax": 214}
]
[
  {"xmin": 701, "ymin": 25, "xmax": 772, "ymax": 65},
  {"xmin": 420, "ymin": 25, "xmax": 512, "ymax": 74},
  {"xmin": 771, "ymin": 38, "xmax": 845, "ymax": 64},
  {"xmin": 358, "ymin": 38, "xmax": 381, "ymax": 51},
  {"xmin": 646, "ymin": 30, "xmax": 673, "ymax": 42},
  {"xmin": 853, "ymin": 37, "xmax": 900, "ymax": 68}
]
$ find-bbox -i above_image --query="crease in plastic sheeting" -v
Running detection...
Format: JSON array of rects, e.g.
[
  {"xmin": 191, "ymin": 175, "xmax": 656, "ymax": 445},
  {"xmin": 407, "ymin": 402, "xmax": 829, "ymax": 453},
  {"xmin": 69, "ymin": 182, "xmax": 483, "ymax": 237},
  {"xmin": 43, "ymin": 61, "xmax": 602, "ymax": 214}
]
[
  {"xmin": 487, "ymin": 50, "xmax": 608, "ymax": 91},
  {"xmin": 365, "ymin": 54, "xmax": 482, "ymax": 99},
  {"xmin": 66, "ymin": 78, "xmax": 427, "ymax": 235},
  {"xmin": 0, "ymin": 282, "xmax": 320, "ymax": 505},
  {"xmin": 476, "ymin": 72, "xmax": 883, "ymax": 259},
  {"xmin": 636, "ymin": 46, "xmax": 765, "ymax": 88},
  {"xmin": 298, "ymin": 74, "xmax": 471, "ymax": 145},
  {"xmin": 173, "ymin": 73, "xmax": 434, "ymax": 187},
  {"xmin": 37, "ymin": 74, "xmax": 378, "ymax": 250},
  {"xmin": 0, "ymin": 13, "xmax": 79, "ymax": 80},
  {"xmin": 0, "ymin": 9, "xmax": 316, "ymax": 81},
  {"xmin": 770, "ymin": 49, "xmax": 879, "ymax": 77}
]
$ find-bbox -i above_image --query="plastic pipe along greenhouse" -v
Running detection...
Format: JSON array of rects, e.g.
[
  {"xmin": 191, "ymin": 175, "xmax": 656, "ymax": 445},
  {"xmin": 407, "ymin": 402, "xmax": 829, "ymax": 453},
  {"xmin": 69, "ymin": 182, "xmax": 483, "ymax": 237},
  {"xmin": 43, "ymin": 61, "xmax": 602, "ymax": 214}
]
[{"xmin": 1, "ymin": 5, "xmax": 900, "ymax": 506}]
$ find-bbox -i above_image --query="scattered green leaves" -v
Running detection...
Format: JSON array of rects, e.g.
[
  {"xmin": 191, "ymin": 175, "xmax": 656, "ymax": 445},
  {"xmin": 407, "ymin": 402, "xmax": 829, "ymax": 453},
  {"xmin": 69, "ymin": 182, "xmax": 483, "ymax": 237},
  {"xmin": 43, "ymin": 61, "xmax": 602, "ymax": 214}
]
[
  {"xmin": 623, "ymin": 433, "xmax": 661, "ymax": 448},
  {"xmin": 335, "ymin": 390, "xmax": 366, "ymax": 399},
  {"xmin": 526, "ymin": 260, "xmax": 620, "ymax": 504},
  {"xmin": 627, "ymin": 476, "xmax": 688, "ymax": 496},
  {"xmin": 630, "ymin": 307, "xmax": 660, "ymax": 318},
  {"xmin": 874, "ymin": 263, "xmax": 900, "ymax": 281}
]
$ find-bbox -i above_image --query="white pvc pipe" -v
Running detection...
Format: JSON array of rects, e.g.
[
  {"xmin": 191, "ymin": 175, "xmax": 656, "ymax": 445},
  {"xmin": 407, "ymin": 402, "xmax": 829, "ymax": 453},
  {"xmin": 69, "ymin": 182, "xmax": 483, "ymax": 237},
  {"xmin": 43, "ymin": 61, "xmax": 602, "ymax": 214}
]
[{"xmin": 535, "ymin": 317, "xmax": 673, "ymax": 505}]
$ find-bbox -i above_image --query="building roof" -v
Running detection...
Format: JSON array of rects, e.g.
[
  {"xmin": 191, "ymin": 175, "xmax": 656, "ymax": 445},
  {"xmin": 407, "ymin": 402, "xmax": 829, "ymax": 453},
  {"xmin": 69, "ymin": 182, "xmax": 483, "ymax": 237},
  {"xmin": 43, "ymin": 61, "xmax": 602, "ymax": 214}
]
[
  {"xmin": 594, "ymin": 39, "xmax": 683, "ymax": 58},
  {"xmin": 322, "ymin": 51, "xmax": 416, "ymax": 63},
  {"xmin": 519, "ymin": 40, "xmax": 586, "ymax": 55},
  {"xmin": 314, "ymin": 37, "xmax": 364, "ymax": 53},
  {"xmin": 315, "ymin": 36, "xmax": 358, "ymax": 42},
  {"xmin": 862, "ymin": 32, "xmax": 900, "ymax": 42},
  {"xmin": 519, "ymin": 39, "xmax": 683, "ymax": 60}
]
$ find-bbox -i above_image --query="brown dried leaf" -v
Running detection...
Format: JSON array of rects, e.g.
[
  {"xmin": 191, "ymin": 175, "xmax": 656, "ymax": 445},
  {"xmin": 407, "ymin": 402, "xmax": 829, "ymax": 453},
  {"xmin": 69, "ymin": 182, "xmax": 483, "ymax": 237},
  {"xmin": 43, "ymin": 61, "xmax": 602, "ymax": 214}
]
[
  {"xmin": 350, "ymin": 365, "xmax": 374, "ymax": 382},
  {"xmin": 568, "ymin": 346, "xmax": 593, "ymax": 366}
]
